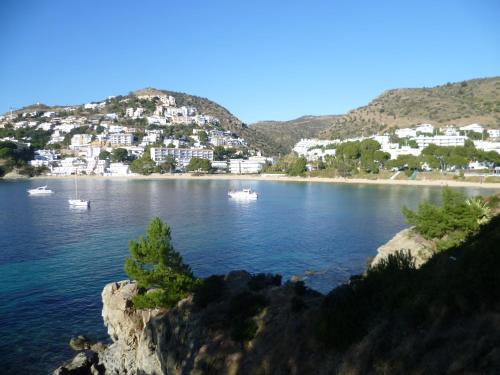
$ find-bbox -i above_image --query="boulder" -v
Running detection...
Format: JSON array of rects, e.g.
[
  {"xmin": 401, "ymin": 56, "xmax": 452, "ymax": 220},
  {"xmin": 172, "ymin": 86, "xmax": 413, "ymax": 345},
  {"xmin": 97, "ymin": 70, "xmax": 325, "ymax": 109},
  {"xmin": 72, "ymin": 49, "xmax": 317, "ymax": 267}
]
[
  {"xmin": 53, "ymin": 351, "xmax": 100, "ymax": 375},
  {"xmin": 69, "ymin": 335, "xmax": 90, "ymax": 351}
]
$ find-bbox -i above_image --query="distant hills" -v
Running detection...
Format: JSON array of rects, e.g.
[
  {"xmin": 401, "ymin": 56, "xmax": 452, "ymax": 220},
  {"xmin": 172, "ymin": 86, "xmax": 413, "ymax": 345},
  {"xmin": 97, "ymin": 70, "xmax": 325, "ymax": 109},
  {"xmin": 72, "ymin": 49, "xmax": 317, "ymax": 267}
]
[
  {"xmin": 5, "ymin": 77, "xmax": 500, "ymax": 155},
  {"xmin": 251, "ymin": 115, "xmax": 339, "ymax": 155},
  {"xmin": 320, "ymin": 76, "xmax": 500, "ymax": 139},
  {"xmin": 251, "ymin": 77, "xmax": 500, "ymax": 153}
]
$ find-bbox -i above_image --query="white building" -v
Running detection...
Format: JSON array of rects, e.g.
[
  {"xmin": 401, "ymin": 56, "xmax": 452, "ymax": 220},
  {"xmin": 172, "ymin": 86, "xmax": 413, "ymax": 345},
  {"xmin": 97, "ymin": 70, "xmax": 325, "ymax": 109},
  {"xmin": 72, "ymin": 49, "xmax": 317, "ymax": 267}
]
[
  {"xmin": 415, "ymin": 124, "xmax": 434, "ymax": 134},
  {"xmin": 473, "ymin": 141, "xmax": 500, "ymax": 153},
  {"xmin": 293, "ymin": 138, "xmax": 338, "ymax": 156},
  {"xmin": 109, "ymin": 133, "xmax": 133, "ymax": 146},
  {"xmin": 413, "ymin": 135, "xmax": 466, "ymax": 149},
  {"xmin": 125, "ymin": 107, "xmax": 145, "ymax": 119},
  {"xmin": 460, "ymin": 123, "xmax": 484, "ymax": 134},
  {"xmin": 487, "ymin": 129, "xmax": 500, "ymax": 138},
  {"xmin": 441, "ymin": 126, "xmax": 459, "ymax": 136},
  {"xmin": 70, "ymin": 134, "xmax": 92, "ymax": 148},
  {"xmin": 381, "ymin": 143, "xmax": 421, "ymax": 159},
  {"xmin": 229, "ymin": 157, "xmax": 267, "ymax": 174},
  {"xmin": 107, "ymin": 162, "xmax": 130, "ymax": 176},
  {"xmin": 150, "ymin": 147, "xmax": 214, "ymax": 168},
  {"xmin": 84, "ymin": 103, "xmax": 98, "ymax": 110}
]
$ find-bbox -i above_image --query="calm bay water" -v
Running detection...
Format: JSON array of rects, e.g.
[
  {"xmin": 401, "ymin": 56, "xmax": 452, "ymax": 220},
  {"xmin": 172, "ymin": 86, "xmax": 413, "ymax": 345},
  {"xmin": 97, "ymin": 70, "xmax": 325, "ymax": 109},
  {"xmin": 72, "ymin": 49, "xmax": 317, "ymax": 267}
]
[{"xmin": 0, "ymin": 178, "xmax": 497, "ymax": 374}]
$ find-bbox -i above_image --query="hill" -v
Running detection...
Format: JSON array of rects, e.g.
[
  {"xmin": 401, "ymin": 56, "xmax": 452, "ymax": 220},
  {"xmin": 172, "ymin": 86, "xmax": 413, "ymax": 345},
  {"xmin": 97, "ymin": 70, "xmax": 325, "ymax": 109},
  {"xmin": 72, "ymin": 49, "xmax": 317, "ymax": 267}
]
[
  {"xmin": 320, "ymin": 76, "xmax": 500, "ymax": 139},
  {"xmin": 5, "ymin": 88, "xmax": 278, "ymax": 155},
  {"xmin": 131, "ymin": 88, "xmax": 280, "ymax": 154},
  {"xmin": 251, "ymin": 115, "xmax": 339, "ymax": 154}
]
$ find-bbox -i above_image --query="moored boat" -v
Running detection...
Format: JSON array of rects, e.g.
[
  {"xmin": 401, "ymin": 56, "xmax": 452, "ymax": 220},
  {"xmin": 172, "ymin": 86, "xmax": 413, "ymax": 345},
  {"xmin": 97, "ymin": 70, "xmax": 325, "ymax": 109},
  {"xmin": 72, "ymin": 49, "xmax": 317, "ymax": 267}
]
[
  {"xmin": 228, "ymin": 188, "xmax": 258, "ymax": 199},
  {"xmin": 27, "ymin": 186, "xmax": 54, "ymax": 195}
]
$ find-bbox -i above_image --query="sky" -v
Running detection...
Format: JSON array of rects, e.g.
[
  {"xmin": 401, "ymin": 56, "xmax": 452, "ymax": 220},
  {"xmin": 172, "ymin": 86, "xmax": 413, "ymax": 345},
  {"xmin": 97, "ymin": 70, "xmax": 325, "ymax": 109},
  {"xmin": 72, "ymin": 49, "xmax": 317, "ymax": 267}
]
[{"xmin": 0, "ymin": 0, "xmax": 499, "ymax": 123}]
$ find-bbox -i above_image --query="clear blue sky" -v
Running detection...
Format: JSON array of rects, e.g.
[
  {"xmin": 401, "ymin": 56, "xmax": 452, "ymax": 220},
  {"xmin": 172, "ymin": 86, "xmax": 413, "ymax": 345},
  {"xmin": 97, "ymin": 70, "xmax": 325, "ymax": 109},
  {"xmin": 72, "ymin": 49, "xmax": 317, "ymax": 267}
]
[{"xmin": 1, "ymin": 0, "xmax": 499, "ymax": 123}]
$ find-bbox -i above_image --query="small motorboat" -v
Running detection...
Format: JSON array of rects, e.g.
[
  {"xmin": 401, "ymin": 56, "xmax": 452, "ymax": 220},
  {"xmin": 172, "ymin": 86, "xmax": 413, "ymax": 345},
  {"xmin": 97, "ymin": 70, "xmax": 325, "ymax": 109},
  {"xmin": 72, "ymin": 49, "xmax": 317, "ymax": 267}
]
[
  {"xmin": 68, "ymin": 199, "xmax": 90, "ymax": 208},
  {"xmin": 27, "ymin": 186, "xmax": 54, "ymax": 195},
  {"xmin": 228, "ymin": 188, "xmax": 258, "ymax": 199}
]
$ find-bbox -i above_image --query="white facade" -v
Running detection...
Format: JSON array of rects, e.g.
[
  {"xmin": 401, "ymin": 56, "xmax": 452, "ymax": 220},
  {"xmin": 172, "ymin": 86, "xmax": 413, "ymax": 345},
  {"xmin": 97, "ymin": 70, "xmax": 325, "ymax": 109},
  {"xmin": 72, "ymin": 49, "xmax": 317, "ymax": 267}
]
[
  {"xmin": 460, "ymin": 123, "xmax": 484, "ymax": 133},
  {"xmin": 381, "ymin": 143, "xmax": 421, "ymax": 159},
  {"xmin": 229, "ymin": 158, "xmax": 265, "ymax": 174},
  {"xmin": 441, "ymin": 126, "xmax": 459, "ymax": 136},
  {"xmin": 413, "ymin": 135, "xmax": 466, "ymax": 149},
  {"xmin": 150, "ymin": 147, "xmax": 214, "ymax": 167},
  {"xmin": 70, "ymin": 134, "xmax": 92, "ymax": 147},
  {"xmin": 109, "ymin": 133, "xmax": 133, "ymax": 146},
  {"xmin": 473, "ymin": 141, "xmax": 500, "ymax": 153},
  {"xmin": 415, "ymin": 124, "xmax": 434, "ymax": 134},
  {"xmin": 487, "ymin": 129, "xmax": 500, "ymax": 138},
  {"xmin": 293, "ymin": 138, "xmax": 338, "ymax": 156},
  {"xmin": 107, "ymin": 162, "xmax": 130, "ymax": 176}
]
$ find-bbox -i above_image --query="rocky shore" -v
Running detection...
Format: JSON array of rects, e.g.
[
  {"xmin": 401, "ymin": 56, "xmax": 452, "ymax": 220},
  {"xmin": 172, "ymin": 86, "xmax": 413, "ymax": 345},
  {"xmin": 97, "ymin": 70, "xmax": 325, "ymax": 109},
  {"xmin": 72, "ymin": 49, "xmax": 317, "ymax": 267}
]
[{"xmin": 54, "ymin": 271, "xmax": 332, "ymax": 375}]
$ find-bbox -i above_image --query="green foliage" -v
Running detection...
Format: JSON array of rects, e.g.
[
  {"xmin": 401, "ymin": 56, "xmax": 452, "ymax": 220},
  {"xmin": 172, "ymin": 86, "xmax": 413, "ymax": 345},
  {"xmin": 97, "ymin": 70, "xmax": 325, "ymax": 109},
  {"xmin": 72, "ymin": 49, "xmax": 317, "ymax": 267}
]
[
  {"xmin": 402, "ymin": 188, "xmax": 486, "ymax": 250},
  {"xmin": 247, "ymin": 273, "xmax": 282, "ymax": 291},
  {"xmin": 198, "ymin": 131, "xmax": 208, "ymax": 144},
  {"xmin": 124, "ymin": 217, "xmax": 197, "ymax": 309},
  {"xmin": 193, "ymin": 275, "xmax": 227, "ymax": 309},
  {"xmin": 287, "ymin": 156, "xmax": 307, "ymax": 176},
  {"xmin": 230, "ymin": 319, "xmax": 258, "ymax": 342},
  {"xmin": 98, "ymin": 150, "xmax": 111, "ymax": 160},
  {"xmin": 213, "ymin": 146, "xmax": 237, "ymax": 161},
  {"xmin": 186, "ymin": 157, "xmax": 211, "ymax": 172},
  {"xmin": 316, "ymin": 214, "xmax": 500, "ymax": 352},
  {"xmin": 130, "ymin": 153, "xmax": 156, "ymax": 175},
  {"xmin": 227, "ymin": 291, "xmax": 268, "ymax": 342},
  {"xmin": 0, "ymin": 127, "xmax": 52, "ymax": 149},
  {"xmin": 62, "ymin": 126, "xmax": 93, "ymax": 146},
  {"xmin": 111, "ymin": 148, "xmax": 128, "ymax": 162}
]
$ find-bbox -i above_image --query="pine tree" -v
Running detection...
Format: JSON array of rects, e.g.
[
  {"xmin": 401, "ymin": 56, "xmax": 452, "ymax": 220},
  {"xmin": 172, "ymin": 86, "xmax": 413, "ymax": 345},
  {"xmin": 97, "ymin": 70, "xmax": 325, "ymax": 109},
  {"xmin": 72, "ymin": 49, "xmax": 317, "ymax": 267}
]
[{"xmin": 124, "ymin": 217, "xmax": 197, "ymax": 308}]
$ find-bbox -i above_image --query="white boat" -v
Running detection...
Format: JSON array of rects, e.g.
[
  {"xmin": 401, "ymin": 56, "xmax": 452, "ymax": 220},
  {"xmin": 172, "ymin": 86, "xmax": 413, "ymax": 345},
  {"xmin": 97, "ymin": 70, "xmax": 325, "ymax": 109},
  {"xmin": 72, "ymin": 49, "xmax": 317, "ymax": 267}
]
[
  {"xmin": 68, "ymin": 175, "xmax": 90, "ymax": 208},
  {"xmin": 228, "ymin": 188, "xmax": 258, "ymax": 199},
  {"xmin": 68, "ymin": 199, "xmax": 90, "ymax": 208},
  {"xmin": 27, "ymin": 186, "xmax": 54, "ymax": 195}
]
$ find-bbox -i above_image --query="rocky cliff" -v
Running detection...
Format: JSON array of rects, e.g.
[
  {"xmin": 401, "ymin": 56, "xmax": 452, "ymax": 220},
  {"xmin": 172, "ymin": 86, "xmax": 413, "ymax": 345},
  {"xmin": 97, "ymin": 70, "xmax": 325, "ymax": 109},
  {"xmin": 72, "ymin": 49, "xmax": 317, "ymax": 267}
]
[
  {"xmin": 56, "ymin": 271, "xmax": 338, "ymax": 375},
  {"xmin": 55, "ymin": 216, "xmax": 500, "ymax": 375}
]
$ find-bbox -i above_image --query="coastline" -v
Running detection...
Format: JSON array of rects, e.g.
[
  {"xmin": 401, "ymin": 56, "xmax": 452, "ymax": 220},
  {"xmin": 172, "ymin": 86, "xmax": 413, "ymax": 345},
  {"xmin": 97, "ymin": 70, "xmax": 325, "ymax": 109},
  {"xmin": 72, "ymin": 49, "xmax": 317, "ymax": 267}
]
[{"xmin": 29, "ymin": 173, "xmax": 500, "ymax": 189}]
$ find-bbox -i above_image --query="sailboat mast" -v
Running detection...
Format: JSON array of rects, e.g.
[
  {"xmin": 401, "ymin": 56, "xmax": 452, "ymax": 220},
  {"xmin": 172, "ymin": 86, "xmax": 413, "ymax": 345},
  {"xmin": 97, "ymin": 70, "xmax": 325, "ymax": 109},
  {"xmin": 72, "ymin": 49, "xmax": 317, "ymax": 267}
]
[{"xmin": 74, "ymin": 174, "xmax": 78, "ymax": 199}]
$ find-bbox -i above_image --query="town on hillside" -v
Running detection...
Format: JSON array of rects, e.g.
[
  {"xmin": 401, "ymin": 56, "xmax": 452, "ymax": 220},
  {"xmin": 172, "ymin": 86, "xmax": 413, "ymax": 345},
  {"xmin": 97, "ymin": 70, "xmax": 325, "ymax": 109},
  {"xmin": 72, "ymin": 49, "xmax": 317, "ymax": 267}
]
[
  {"xmin": 1, "ymin": 91, "xmax": 500, "ymax": 179},
  {"xmin": 0, "ymin": 92, "xmax": 272, "ymax": 176},
  {"xmin": 292, "ymin": 122, "xmax": 500, "ymax": 177}
]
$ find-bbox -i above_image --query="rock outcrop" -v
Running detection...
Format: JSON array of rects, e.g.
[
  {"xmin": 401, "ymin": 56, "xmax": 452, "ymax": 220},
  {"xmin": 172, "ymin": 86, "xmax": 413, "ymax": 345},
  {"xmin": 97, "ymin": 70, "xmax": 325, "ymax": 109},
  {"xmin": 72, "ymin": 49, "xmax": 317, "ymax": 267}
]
[
  {"xmin": 95, "ymin": 272, "xmax": 333, "ymax": 375},
  {"xmin": 371, "ymin": 228, "xmax": 435, "ymax": 268}
]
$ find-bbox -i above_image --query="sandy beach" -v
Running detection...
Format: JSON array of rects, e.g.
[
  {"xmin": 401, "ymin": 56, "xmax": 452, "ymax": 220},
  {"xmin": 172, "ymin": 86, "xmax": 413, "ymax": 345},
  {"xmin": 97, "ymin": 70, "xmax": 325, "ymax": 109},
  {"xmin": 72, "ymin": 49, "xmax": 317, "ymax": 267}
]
[{"xmin": 27, "ymin": 173, "xmax": 500, "ymax": 189}]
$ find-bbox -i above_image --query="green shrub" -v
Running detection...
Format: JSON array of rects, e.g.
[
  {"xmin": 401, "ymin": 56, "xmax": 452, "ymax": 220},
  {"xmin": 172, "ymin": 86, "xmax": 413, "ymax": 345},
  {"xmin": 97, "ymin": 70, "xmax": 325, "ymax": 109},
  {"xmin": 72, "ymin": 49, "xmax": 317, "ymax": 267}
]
[
  {"xmin": 124, "ymin": 217, "xmax": 198, "ymax": 309},
  {"xmin": 230, "ymin": 319, "xmax": 258, "ymax": 342},
  {"xmin": 193, "ymin": 275, "xmax": 227, "ymax": 309},
  {"xmin": 290, "ymin": 296, "xmax": 306, "ymax": 312},
  {"xmin": 248, "ymin": 273, "xmax": 282, "ymax": 291},
  {"xmin": 228, "ymin": 291, "xmax": 268, "ymax": 320},
  {"xmin": 402, "ymin": 188, "xmax": 485, "ymax": 249},
  {"xmin": 293, "ymin": 280, "xmax": 307, "ymax": 296}
]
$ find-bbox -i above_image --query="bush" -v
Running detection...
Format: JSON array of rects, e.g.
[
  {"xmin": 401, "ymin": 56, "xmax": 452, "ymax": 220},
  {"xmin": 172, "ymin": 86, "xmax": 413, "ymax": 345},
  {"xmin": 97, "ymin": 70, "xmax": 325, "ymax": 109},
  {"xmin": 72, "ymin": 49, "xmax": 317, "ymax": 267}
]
[
  {"xmin": 193, "ymin": 275, "xmax": 227, "ymax": 309},
  {"xmin": 124, "ymin": 217, "xmax": 198, "ymax": 309},
  {"xmin": 290, "ymin": 296, "xmax": 306, "ymax": 312},
  {"xmin": 230, "ymin": 319, "xmax": 258, "ymax": 342},
  {"xmin": 402, "ymin": 188, "xmax": 485, "ymax": 247},
  {"xmin": 248, "ymin": 273, "xmax": 282, "ymax": 291},
  {"xmin": 228, "ymin": 291, "xmax": 268, "ymax": 320}
]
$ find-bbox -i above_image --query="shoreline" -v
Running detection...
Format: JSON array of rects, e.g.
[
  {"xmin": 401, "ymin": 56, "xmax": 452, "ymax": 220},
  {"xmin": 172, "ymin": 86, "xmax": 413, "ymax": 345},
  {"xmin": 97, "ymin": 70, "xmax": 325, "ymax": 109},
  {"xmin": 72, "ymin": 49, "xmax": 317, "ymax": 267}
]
[{"xmin": 26, "ymin": 173, "xmax": 500, "ymax": 189}]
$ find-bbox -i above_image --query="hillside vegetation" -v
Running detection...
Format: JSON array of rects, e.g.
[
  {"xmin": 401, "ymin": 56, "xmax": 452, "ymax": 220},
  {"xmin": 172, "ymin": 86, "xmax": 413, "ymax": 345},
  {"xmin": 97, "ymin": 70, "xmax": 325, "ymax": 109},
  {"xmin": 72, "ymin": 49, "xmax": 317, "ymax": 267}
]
[
  {"xmin": 131, "ymin": 88, "xmax": 279, "ymax": 154},
  {"xmin": 320, "ymin": 76, "xmax": 500, "ymax": 139},
  {"xmin": 251, "ymin": 115, "xmax": 338, "ymax": 154}
]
